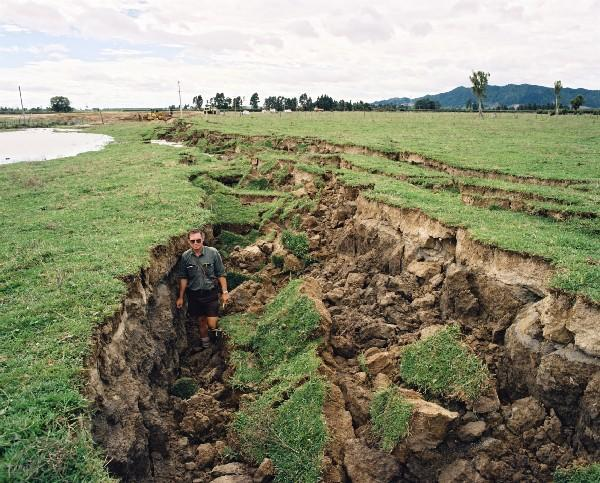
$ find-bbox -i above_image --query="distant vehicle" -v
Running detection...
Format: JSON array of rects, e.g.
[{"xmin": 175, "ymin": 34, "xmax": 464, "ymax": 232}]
[{"xmin": 203, "ymin": 105, "xmax": 219, "ymax": 115}]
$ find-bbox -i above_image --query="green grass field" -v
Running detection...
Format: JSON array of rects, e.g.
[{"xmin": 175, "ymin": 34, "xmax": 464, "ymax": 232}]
[
  {"xmin": 0, "ymin": 124, "xmax": 210, "ymax": 481},
  {"xmin": 169, "ymin": 113, "xmax": 599, "ymax": 301},
  {"xmin": 1, "ymin": 112, "xmax": 598, "ymax": 481},
  {"xmin": 192, "ymin": 111, "xmax": 600, "ymax": 181}
]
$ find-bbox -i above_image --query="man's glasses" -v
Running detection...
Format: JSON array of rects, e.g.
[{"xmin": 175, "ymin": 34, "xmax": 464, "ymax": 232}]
[{"xmin": 189, "ymin": 239, "xmax": 202, "ymax": 244}]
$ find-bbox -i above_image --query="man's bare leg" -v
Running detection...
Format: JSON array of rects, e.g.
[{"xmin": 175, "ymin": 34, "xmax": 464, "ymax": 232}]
[
  {"xmin": 198, "ymin": 316, "xmax": 210, "ymax": 348},
  {"xmin": 207, "ymin": 316, "xmax": 218, "ymax": 330}
]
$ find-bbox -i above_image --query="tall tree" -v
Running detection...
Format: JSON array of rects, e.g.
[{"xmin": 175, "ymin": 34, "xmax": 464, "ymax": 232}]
[
  {"xmin": 570, "ymin": 95, "xmax": 584, "ymax": 112},
  {"xmin": 284, "ymin": 97, "xmax": 298, "ymax": 111},
  {"xmin": 299, "ymin": 93, "xmax": 308, "ymax": 110},
  {"xmin": 192, "ymin": 94, "xmax": 203, "ymax": 109},
  {"xmin": 554, "ymin": 81, "xmax": 562, "ymax": 115},
  {"xmin": 250, "ymin": 92, "xmax": 259, "ymax": 110},
  {"xmin": 469, "ymin": 71, "xmax": 490, "ymax": 118},
  {"xmin": 315, "ymin": 94, "xmax": 334, "ymax": 111},
  {"xmin": 50, "ymin": 96, "xmax": 72, "ymax": 113},
  {"xmin": 214, "ymin": 93, "xmax": 226, "ymax": 109},
  {"xmin": 232, "ymin": 96, "xmax": 242, "ymax": 110}
]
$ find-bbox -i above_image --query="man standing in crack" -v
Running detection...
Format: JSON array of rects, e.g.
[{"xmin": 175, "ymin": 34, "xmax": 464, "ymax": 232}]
[{"xmin": 176, "ymin": 228, "xmax": 229, "ymax": 349}]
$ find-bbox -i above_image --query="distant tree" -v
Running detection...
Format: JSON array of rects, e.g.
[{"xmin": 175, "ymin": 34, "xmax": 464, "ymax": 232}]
[
  {"xmin": 250, "ymin": 92, "xmax": 259, "ymax": 110},
  {"xmin": 279, "ymin": 96, "xmax": 288, "ymax": 111},
  {"xmin": 263, "ymin": 96, "xmax": 276, "ymax": 110},
  {"xmin": 315, "ymin": 94, "xmax": 335, "ymax": 111},
  {"xmin": 469, "ymin": 70, "xmax": 490, "ymax": 118},
  {"xmin": 213, "ymin": 93, "xmax": 233, "ymax": 109},
  {"xmin": 299, "ymin": 93, "xmax": 309, "ymax": 110},
  {"xmin": 50, "ymin": 96, "xmax": 72, "ymax": 113},
  {"xmin": 553, "ymin": 81, "xmax": 562, "ymax": 115},
  {"xmin": 414, "ymin": 97, "xmax": 441, "ymax": 110},
  {"xmin": 232, "ymin": 96, "xmax": 242, "ymax": 110},
  {"xmin": 284, "ymin": 97, "xmax": 297, "ymax": 111},
  {"xmin": 465, "ymin": 99, "xmax": 473, "ymax": 111},
  {"xmin": 570, "ymin": 95, "xmax": 584, "ymax": 112},
  {"xmin": 192, "ymin": 94, "xmax": 203, "ymax": 109}
]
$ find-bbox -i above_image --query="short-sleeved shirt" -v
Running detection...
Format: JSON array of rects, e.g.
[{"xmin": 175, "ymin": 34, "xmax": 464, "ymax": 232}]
[{"xmin": 177, "ymin": 246, "xmax": 225, "ymax": 291}]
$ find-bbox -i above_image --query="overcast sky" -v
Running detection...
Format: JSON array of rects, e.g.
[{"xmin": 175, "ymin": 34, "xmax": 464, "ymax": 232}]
[{"xmin": 0, "ymin": 0, "xmax": 598, "ymax": 108}]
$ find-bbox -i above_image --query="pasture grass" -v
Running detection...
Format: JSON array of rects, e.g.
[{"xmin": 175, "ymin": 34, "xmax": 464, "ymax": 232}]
[
  {"xmin": 0, "ymin": 123, "xmax": 210, "ymax": 481},
  {"xmin": 221, "ymin": 280, "xmax": 327, "ymax": 482},
  {"xmin": 399, "ymin": 324, "xmax": 490, "ymax": 402},
  {"xmin": 187, "ymin": 111, "xmax": 600, "ymax": 181}
]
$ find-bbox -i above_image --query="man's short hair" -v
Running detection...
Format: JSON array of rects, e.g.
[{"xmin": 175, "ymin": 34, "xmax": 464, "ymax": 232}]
[{"xmin": 188, "ymin": 228, "xmax": 205, "ymax": 240}]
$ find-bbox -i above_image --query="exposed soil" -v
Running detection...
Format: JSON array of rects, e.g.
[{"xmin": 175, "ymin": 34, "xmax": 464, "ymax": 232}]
[{"xmin": 89, "ymin": 134, "xmax": 599, "ymax": 482}]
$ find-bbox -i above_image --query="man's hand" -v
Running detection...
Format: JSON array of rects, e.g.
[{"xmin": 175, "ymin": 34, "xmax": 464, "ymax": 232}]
[
  {"xmin": 176, "ymin": 297, "xmax": 184, "ymax": 309},
  {"xmin": 221, "ymin": 292, "xmax": 230, "ymax": 306}
]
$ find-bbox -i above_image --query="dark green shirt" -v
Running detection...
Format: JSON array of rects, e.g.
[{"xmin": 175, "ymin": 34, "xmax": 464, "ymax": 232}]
[{"xmin": 177, "ymin": 246, "xmax": 225, "ymax": 291}]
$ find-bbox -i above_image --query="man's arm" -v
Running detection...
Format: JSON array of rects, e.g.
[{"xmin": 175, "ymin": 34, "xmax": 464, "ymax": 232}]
[
  {"xmin": 218, "ymin": 276, "xmax": 229, "ymax": 304},
  {"xmin": 176, "ymin": 278, "xmax": 188, "ymax": 309}
]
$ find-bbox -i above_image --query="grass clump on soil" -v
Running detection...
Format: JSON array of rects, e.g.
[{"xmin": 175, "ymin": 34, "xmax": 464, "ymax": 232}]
[
  {"xmin": 226, "ymin": 271, "xmax": 251, "ymax": 291},
  {"xmin": 370, "ymin": 386, "xmax": 413, "ymax": 452},
  {"xmin": 399, "ymin": 324, "xmax": 490, "ymax": 402},
  {"xmin": 0, "ymin": 123, "xmax": 210, "ymax": 480},
  {"xmin": 221, "ymin": 280, "xmax": 327, "ymax": 482},
  {"xmin": 271, "ymin": 254, "xmax": 285, "ymax": 269},
  {"xmin": 554, "ymin": 464, "xmax": 600, "ymax": 483},
  {"xmin": 245, "ymin": 177, "xmax": 270, "ymax": 190},
  {"xmin": 218, "ymin": 229, "xmax": 261, "ymax": 257},
  {"xmin": 281, "ymin": 230, "xmax": 310, "ymax": 260},
  {"xmin": 171, "ymin": 377, "xmax": 198, "ymax": 399}
]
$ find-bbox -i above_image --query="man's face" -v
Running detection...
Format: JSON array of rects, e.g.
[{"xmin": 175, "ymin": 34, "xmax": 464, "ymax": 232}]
[{"xmin": 189, "ymin": 233, "xmax": 203, "ymax": 250}]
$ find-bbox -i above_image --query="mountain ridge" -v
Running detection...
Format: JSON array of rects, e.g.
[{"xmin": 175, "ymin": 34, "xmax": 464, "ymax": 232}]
[{"xmin": 373, "ymin": 84, "xmax": 600, "ymax": 108}]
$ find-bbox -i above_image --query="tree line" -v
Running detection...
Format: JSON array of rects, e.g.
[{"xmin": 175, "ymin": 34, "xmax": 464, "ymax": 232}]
[{"xmin": 190, "ymin": 92, "xmax": 371, "ymax": 111}]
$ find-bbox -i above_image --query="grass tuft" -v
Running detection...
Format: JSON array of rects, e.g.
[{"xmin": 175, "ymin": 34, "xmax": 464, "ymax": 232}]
[
  {"xmin": 281, "ymin": 230, "xmax": 310, "ymax": 260},
  {"xmin": 554, "ymin": 464, "xmax": 600, "ymax": 483},
  {"xmin": 399, "ymin": 324, "xmax": 490, "ymax": 401},
  {"xmin": 170, "ymin": 377, "xmax": 198, "ymax": 399},
  {"xmin": 221, "ymin": 280, "xmax": 327, "ymax": 482},
  {"xmin": 370, "ymin": 386, "xmax": 413, "ymax": 452}
]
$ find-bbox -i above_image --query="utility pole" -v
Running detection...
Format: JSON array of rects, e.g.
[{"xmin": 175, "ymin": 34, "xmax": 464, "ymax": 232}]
[
  {"xmin": 178, "ymin": 80, "xmax": 183, "ymax": 119},
  {"xmin": 18, "ymin": 85, "xmax": 26, "ymax": 122}
]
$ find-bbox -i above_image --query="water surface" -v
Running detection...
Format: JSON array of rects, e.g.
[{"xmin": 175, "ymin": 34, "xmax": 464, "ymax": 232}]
[{"xmin": 0, "ymin": 128, "xmax": 113, "ymax": 165}]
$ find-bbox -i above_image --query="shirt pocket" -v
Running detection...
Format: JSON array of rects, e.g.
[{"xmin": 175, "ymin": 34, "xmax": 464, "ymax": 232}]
[
  {"xmin": 185, "ymin": 264, "xmax": 198, "ymax": 277},
  {"xmin": 201, "ymin": 262, "xmax": 215, "ymax": 278}
]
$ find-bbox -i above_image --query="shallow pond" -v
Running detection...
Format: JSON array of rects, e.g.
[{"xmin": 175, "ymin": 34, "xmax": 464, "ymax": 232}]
[{"xmin": 0, "ymin": 128, "xmax": 113, "ymax": 164}]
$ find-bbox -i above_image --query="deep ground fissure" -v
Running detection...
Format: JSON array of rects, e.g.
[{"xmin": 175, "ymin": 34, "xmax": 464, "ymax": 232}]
[{"xmin": 89, "ymin": 135, "xmax": 599, "ymax": 482}]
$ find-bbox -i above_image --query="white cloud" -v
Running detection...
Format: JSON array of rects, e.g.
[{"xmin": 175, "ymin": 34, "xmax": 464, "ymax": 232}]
[
  {"xmin": 1, "ymin": 23, "xmax": 30, "ymax": 32},
  {"xmin": 0, "ymin": 0, "xmax": 598, "ymax": 107}
]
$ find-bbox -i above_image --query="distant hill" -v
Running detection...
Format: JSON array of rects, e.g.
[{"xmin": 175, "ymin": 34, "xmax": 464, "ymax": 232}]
[{"xmin": 373, "ymin": 84, "xmax": 600, "ymax": 108}]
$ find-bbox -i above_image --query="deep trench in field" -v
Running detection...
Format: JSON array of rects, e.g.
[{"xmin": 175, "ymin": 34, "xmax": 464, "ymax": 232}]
[{"xmin": 89, "ymin": 137, "xmax": 599, "ymax": 483}]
